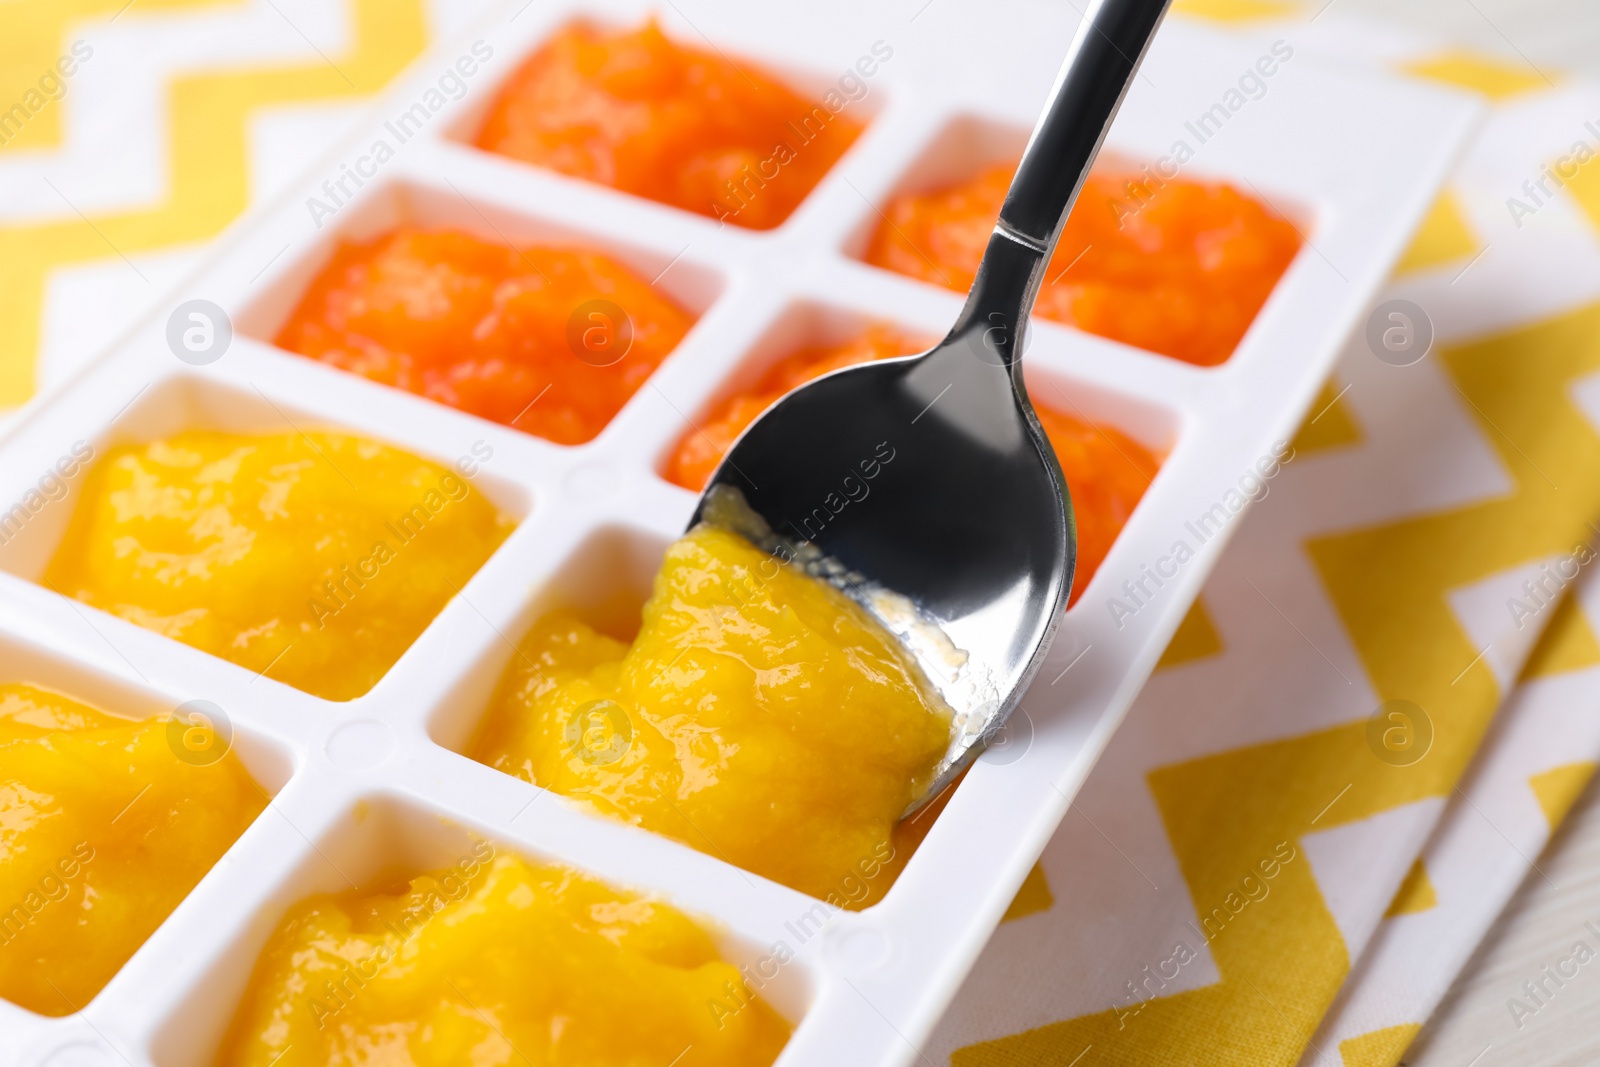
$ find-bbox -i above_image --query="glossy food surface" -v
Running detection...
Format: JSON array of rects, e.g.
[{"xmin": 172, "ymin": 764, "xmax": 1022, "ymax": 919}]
[
  {"xmin": 1034, "ymin": 404, "xmax": 1161, "ymax": 606},
  {"xmin": 665, "ymin": 328, "xmax": 1161, "ymax": 604},
  {"xmin": 0, "ymin": 684, "xmax": 264, "ymax": 1016},
  {"xmin": 867, "ymin": 166, "xmax": 1302, "ymax": 365},
  {"xmin": 470, "ymin": 525, "xmax": 952, "ymax": 902},
  {"xmin": 217, "ymin": 850, "xmax": 791, "ymax": 1067},
  {"xmin": 45, "ymin": 431, "xmax": 511, "ymax": 701},
  {"xmin": 477, "ymin": 21, "xmax": 863, "ymax": 229},
  {"xmin": 276, "ymin": 228, "xmax": 694, "ymax": 444}
]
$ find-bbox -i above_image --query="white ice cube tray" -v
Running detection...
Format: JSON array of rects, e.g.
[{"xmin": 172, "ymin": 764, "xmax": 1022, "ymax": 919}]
[{"xmin": 0, "ymin": 1, "xmax": 1478, "ymax": 1064}]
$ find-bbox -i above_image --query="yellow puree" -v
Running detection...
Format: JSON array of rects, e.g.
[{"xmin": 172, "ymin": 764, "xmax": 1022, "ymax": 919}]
[
  {"xmin": 217, "ymin": 850, "xmax": 792, "ymax": 1067},
  {"xmin": 471, "ymin": 525, "xmax": 953, "ymax": 902},
  {"xmin": 0, "ymin": 684, "xmax": 264, "ymax": 1015},
  {"xmin": 45, "ymin": 431, "xmax": 511, "ymax": 701},
  {"xmin": 33, "ymin": 430, "xmax": 939, "ymax": 1048}
]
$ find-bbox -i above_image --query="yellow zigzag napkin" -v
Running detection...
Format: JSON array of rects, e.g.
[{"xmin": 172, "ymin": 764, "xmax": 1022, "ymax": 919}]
[{"xmin": 926, "ymin": 7, "xmax": 1600, "ymax": 1067}]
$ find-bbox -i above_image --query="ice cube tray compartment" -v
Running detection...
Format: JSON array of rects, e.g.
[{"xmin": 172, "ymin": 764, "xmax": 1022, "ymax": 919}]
[
  {"xmin": 0, "ymin": 0, "xmax": 1480, "ymax": 1064},
  {"xmin": 143, "ymin": 794, "xmax": 819, "ymax": 1067},
  {"xmin": 235, "ymin": 175, "xmax": 729, "ymax": 345},
  {"xmin": 423, "ymin": 520, "xmax": 670, "ymax": 754}
]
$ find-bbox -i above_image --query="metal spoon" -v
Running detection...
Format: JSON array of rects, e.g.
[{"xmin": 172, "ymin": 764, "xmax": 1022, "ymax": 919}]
[{"xmin": 690, "ymin": 0, "xmax": 1174, "ymax": 811}]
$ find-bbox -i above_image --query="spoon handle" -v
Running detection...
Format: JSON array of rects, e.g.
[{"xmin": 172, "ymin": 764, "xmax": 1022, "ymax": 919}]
[
  {"xmin": 943, "ymin": 0, "xmax": 1171, "ymax": 371},
  {"xmin": 998, "ymin": 0, "xmax": 1173, "ymax": 252}
]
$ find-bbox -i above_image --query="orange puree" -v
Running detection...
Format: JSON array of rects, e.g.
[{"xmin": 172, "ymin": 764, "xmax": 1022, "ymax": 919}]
[
  {"xmin": 1036, "ymin": 404, "xmax": 1161, "ymax": 606},
  {"xmin": 866, "ymin": 166, "xmax": 1301, "ymax": 365},
  {"xmin": 217, "ymin": 851, "xmax": 791, "ymax": 1067},
  {"xmin": 664, "ymin": 328, "xmax": 1161, "ymax": 604},
  {"xmin": 470, "ymin": 525, "xmax": 952, "ymax": 903},
  {"xmin": 0, "ymin": 684, "xmax": 264, "ymax": 1016},
  {"xmin": 44, "ymin": 430, "xmax": 511, "ymax": 702},
  {"xmin": 276, "ymin": 228, "xmax": 694, "ymax": 444},
  {"xmin": 477, "ymin": 21, "xmax": 863, "ymax": 229}
]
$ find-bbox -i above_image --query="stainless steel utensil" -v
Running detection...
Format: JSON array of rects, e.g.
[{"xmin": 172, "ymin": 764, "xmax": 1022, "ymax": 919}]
[{"xmin": 691, "ymin": 0, "xmax": 1174, "ymax": 810}]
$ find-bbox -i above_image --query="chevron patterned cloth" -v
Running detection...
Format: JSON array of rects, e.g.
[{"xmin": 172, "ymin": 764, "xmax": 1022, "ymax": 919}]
[
  {"xmin": 4, "ymin": 3, "xmax": 1599, "ymax": 1066},
  {"xmin": 926, "ymin": 4, "xmax": 1600, "ymax": 1065}
]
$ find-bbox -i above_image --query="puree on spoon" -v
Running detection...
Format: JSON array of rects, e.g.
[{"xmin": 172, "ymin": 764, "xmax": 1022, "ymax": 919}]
[
  {"xmin": 216, "ymin": 850, "xmax": 791, "ymax": 1067},
  {"xmin": 0, "ymin": 684, "xmax": 264, "ymax": 1016},
  {"xmin": 469, "ymin": 524, "xmax": 953, "ymax": 903},
  {"xmin": 44, "ymin": 430, "xmax": 511, "ymax": 701}
]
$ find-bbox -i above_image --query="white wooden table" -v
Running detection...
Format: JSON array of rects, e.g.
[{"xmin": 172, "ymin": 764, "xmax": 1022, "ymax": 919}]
[{"xmin": 1407, "ymin": 774, "xmax": 1600, "ymax": 1065}]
